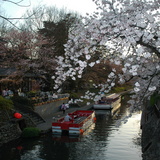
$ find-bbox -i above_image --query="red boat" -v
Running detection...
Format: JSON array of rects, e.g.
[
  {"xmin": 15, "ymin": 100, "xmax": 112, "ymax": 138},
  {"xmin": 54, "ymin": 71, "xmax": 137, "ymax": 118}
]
[{"xmin": 52, "ymin": 110, "xmax": 96, "ymax": 136}]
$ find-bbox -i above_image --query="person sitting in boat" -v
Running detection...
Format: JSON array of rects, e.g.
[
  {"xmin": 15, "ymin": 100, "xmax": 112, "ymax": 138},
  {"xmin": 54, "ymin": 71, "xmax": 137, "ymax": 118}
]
[
  {"xmin": 64, "ymin": 114, "xmax": 72, "ymax": 122},
  {"xmin": 99, "ymin": 97, "xmax": 105, "ymax": 104}
]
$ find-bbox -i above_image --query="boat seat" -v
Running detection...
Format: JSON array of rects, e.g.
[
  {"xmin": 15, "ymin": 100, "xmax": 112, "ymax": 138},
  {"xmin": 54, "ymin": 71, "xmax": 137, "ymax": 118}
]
[{"xmin": 74, "ymin": 117, "xmax": 86, "ymax": 124}]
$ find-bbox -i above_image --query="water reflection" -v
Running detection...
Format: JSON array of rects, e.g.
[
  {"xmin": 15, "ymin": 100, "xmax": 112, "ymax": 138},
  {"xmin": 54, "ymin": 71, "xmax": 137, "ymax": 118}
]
[
  {"xmin": 0, "ymin": 98, "xmax": 142, "ymax": 160},
  {"xmin": 52, "ymin": 135, "xmax": 81, "ymax": 143}
]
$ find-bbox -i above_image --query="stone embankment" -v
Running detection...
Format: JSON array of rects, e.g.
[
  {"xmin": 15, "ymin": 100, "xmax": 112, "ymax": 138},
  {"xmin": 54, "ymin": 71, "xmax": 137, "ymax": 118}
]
[
  {"xmin": 0, "ymin": 123, "xmax": 21, "ymax": 147},
  {"xmin": 141, "ymin": 99, "xmax": 160, "ymax": 160}
]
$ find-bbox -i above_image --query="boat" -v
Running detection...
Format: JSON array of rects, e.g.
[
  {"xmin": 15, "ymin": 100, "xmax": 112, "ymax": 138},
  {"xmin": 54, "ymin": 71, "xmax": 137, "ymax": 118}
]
[
  {"xmin": 52, "ymin": 110, "xmax": 96, "ymax": 136},
  {"xmin": 93, "ymin": 93, "xmax": 121, "ymax": 110}
]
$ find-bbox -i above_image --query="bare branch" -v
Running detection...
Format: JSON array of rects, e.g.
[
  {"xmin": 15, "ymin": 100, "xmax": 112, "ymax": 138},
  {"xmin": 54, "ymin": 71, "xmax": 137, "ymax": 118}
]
[
  {"xmin": 2, "ymin": 0, "xmax": 31, "ymax": 7},
  {"xmin": 0, "ymin": 15, "xmax": 21, "ymax": 30}
]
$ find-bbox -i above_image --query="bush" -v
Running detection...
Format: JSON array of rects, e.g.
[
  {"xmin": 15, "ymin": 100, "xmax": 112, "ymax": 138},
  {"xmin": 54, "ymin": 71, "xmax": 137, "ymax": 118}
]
[
  {"xmin": 0, "ymin": 96, "xmax": 13, "ymax": 110},
  {"xmin": 11, "ymin": 96, "xmax": 34, "ymax": 109},
  {"xmin": 21, "ymin": 127, "xmax": 40, "ymax": 138},
  {"xmin": 26, "ymin": 91, "xmax": 37, "ymax": 97},
  {"xmin": 0, "ymin": 96, "xmax": 14, "ymax": 122},
  {"xmin": 113, "ymin": 87, "xmax": 126, "ymax": 92},
  {"xmin": 150, "ymin": 93, "xmax": 160, "ymax": 106},
  {"xmin": 69, "ymin": 92, "xmax": 79, "ymax": 99}
]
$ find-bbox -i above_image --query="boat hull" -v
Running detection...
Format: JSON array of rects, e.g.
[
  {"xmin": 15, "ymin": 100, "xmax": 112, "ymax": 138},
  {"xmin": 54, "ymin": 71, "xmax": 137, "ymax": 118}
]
[{"xmin": 93, "ymin": 94, "xmax": 121, "ymax": 110}]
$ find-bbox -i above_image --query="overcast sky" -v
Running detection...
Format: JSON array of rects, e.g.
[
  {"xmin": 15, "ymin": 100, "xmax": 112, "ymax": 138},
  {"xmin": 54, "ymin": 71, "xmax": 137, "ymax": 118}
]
[{"xmin": 1, "ymin": 0, "xmax": 97, "ymax": 17}]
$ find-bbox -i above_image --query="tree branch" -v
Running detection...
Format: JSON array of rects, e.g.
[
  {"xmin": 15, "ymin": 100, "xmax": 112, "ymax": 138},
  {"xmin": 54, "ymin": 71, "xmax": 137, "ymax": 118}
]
[
  {"xmin": 137, "ymin": 36, "xmax": 160, "ymax": 58},
  {"xmin": 2, "ymin": 0, "xmax": 31, "ymax": 7},
  {"xmin": 0, "ymin": 15, "xmax": 21, "ymax": 30}
]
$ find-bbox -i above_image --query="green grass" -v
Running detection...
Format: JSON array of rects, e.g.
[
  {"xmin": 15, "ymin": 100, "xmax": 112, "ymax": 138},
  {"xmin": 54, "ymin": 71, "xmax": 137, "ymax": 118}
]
[{"xmin": 21, "ymin": 127, "xmax": 41, "ymax": 138}]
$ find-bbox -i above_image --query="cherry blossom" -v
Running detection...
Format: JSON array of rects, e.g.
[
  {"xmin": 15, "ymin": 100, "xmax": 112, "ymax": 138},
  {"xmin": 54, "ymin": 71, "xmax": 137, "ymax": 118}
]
[{"xmin": 53, "ymin": 0, "xmax": 160, "ymax": 110}]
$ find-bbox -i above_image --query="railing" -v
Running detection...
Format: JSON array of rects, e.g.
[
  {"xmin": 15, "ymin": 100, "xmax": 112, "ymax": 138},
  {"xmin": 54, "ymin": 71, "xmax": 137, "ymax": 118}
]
[
  {"xmin": 30, "ymin": 93, "xmax": 69, "ymax": 106},
  {"xmin": 16, "ymin": 91, "xmax": 70, "ymax": 106}
]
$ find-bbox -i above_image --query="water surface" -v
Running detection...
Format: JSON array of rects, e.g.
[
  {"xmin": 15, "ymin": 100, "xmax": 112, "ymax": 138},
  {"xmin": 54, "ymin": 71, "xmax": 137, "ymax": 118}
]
[{"xmin": 0, "ymin": 101, "xmax": 142, "ymax": 160}]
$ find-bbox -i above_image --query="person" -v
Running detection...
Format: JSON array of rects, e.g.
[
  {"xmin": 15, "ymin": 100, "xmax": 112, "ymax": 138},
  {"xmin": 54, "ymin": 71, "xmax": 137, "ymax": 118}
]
[
  {"xmin": 2, "ymin": 88, "xmax": 9, "ymax": 97},
  {"xmin": 2, "ymin": 89, "xmax": 7, "ymax": 97},
  {"xmin": 64, "ymin": 114, "xmax": 72, "ymax": 122},
  {"xmin": 61, "ymin": 103, "xmax": 67, "ymax": 114}
]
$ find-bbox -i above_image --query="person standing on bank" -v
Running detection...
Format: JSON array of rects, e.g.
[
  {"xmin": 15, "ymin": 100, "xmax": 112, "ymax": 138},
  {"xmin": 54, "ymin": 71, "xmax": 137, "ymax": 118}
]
[{"xmin": 61, "ymin": 103, "xmax": 67, "ymax": 114}]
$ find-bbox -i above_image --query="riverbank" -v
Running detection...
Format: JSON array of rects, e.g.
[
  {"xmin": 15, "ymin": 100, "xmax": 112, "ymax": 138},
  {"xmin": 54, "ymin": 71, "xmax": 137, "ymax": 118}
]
[{"xmin": 141, "ymin": 99, "xmax": 160, "ymax": 160}]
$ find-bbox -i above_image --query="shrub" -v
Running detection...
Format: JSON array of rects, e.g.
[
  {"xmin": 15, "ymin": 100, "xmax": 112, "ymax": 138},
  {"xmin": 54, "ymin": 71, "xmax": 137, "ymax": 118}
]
[
  {"xmin": 26, "ymin": 91, "xmax": 37, "ymax": 97},
  {"xmin": 11, "ymin": 96, "xmax": 34, "ymax": 109},
  {"xmin": 69, "ymin": 92, "xmax": 79, "ymax": 99},
  {"xmin": 112, "ymin": 86, "xmax": 127, "ymax": 92},
  {"xmin": 150, "ymin": 93, "xmax": 160, "ymax": 106},
  {"xmin": 21, "ymin": 127, "xmax": 40, "ymax": 138},
  {"xmin": 0, "ymin": 96, "xmax": 14, "ymax": 122},
  {"xmin": 0, "ymin": 96, "xmax": 13, "ymax": 110}
]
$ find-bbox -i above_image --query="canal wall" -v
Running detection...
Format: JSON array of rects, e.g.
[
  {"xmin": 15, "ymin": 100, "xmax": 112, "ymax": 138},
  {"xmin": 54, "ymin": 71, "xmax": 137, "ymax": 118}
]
[
  {"xmin": 0, "ymin": 123, "xmax": 22, "ymax": 147},
  {"xmin": 141, "ymin": 99, "xmax": 160, "ymax": 160}
]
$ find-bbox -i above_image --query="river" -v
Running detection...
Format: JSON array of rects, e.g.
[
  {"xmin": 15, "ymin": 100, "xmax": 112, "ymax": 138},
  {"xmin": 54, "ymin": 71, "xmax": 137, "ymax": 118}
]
[{"xmin": 0, "ymin": 97, "xmax": 142, "ymax": 160}]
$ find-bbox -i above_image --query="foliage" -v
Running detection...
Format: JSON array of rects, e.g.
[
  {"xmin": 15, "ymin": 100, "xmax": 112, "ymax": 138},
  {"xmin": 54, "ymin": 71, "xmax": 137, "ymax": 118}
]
[
  {"xmin": 0, "ymin": 96, "xmax": 13, "ymax": 122},
  {"xmin": 53, "ymin": 0, "xmax": 160, "ymax": 110},
  {"xmin": 150, "ymin": 93, "xmax": 160, "ymax": 106},
  {"xmin": 1, "ymin": 0, "xmax": 159, "ymax": 112},
  {"xmin": 38, "ymin": 13, "xmax": 81, "ymax": 90},
  {"xmin": 38, "ymin": 13, "xmax": 79, "ymax": 57},
  {"xmin": 0, "ymin": 29, "xmax": 55, "ymax": 89},
  {"xmin": 112, "ymin": 86, "xmax": 126, "ymax": 93},
  {"xmin": 0, "ymin": 6, "xmax": 81, "ymax": 91},
  {"xmin": 26, "ymin": 91, "xmax": 37, "ymax": 97},
  {"xmin": 21, "ymin": 127, "xmax": 40, "ymax": 138},
  {"xmin": 11, "ymin": 96, "xmax": 34, "ymax": 109},
  {"xmin": 111, "ymin": 84, "xmax": 133, "ymax": 93},
  {"xmin": 22, "ymin": 6, "xmax": 80, "ymax": 33},
  {"xmin": 69, "ymin": 92, "xmax": 79, "ymax": 99},
  {"xmin": 0, "ymin": 96, "xmax": 13, "ymax": 110}
]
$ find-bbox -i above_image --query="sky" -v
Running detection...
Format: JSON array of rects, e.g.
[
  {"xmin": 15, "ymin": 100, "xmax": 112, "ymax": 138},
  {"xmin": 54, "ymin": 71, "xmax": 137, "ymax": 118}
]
[{"xmin": 1, "ymin": 0, "xmax": 97, "ymax": 18}]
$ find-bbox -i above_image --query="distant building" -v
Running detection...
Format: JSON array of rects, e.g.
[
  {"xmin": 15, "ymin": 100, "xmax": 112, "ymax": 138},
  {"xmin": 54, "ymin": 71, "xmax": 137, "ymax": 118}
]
[{"xmin": 0, "ymin": 68, "xmax": 41, "ymax": 95}]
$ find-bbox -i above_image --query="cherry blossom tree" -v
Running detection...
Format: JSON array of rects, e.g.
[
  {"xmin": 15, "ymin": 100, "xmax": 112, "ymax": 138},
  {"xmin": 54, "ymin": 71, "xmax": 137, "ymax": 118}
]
[
  {"xmin": 0, "ymin": 29, "xmax": 57, "ymax": 90},
  {"xmin": 0, "ymin": 4, "xmax": 81, "ymax": 91},
  {"xmin": 53, "ymin": 0, "xmax": 160, "ymax": 110}
]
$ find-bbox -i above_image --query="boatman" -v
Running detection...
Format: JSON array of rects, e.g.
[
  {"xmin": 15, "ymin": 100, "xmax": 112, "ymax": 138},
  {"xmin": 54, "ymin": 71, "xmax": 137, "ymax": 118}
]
[
  {"xmin": 61, "ymin": 103, "xmax": 67, "ymax": 114},
  {"xmin": 64, "ymin": 114, "xmax": 72, "ymax": 122}
]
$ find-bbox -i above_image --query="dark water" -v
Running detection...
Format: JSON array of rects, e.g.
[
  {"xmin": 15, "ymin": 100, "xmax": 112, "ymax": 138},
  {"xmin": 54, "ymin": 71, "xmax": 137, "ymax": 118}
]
[{"xmin": 0, "ymin": 100, "xmax": 142, "ymax": 160}]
